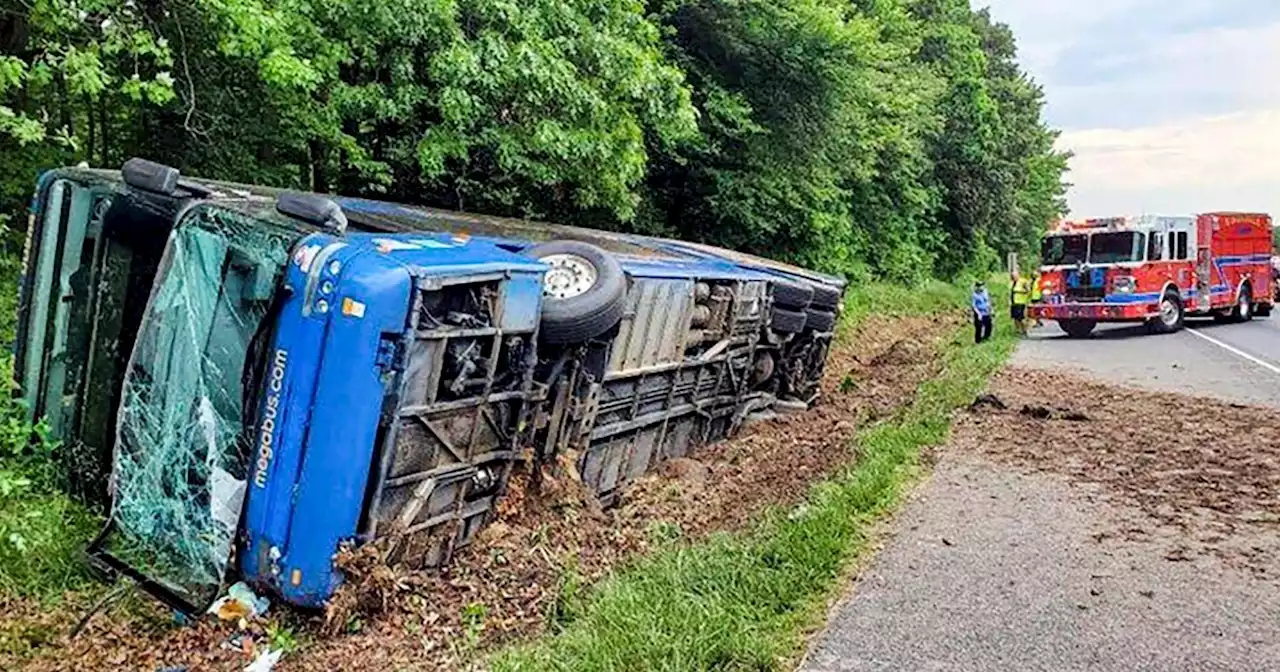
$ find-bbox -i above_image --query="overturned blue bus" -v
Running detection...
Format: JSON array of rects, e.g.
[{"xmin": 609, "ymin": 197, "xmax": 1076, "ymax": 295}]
[{"xmin": 14, "ymin": 159, "xmax": 846, "ymax": 612}]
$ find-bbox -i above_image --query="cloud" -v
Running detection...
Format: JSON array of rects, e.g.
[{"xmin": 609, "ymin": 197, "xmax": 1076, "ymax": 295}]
[
  {"xmin": 983, "ymin": 1, "xmax": 1280, "ymax": 130},
  {"xmin": 982, "ymin": 1, "xmax": 1280, "ymax": 220},
  {"xmin": 1049, "ymin": 22, "xmax": 1280, "ymax": 129},
  {"xmin": 1058, "ymin": 109, "xmax": 1280, "ymax": 217}
]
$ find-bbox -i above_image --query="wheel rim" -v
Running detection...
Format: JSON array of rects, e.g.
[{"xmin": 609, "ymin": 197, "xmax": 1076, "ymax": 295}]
[
  {"xmin": 541, "ymin": 253, "xmax": 598, "ymax": 299},
  {"xmin": 1160, "ymin": 298, "xmax": 1179, "ymax": 326},
  {"xmin": 1239, "ymin": 293, "xmax": 1251, "ymax": 318}
]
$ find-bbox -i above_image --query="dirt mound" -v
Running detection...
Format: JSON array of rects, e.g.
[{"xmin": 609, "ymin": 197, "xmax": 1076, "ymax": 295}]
[
  {"xmin": 10, "ymin": 310, "xmax": 964, "ymax": 671},
  {"xmin": 958, "ymin": 367, "xmax": 1280, "ymax": 577},
  {"xmin": 868, "ymin": 339, "xmax": 927, "ymax": 367}
]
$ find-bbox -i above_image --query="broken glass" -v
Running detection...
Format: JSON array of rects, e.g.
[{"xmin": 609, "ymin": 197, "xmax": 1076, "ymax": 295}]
[{"xmin": 102, "ymin": 206, "xmax": 294, "ymax": 607}]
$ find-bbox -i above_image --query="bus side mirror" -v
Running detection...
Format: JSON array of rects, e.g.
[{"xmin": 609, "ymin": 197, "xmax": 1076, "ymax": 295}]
[
  {"xmin": 122, "ymin": 158, "xmax": 180, "ymax": 195},
  {"xmin": 276, "ymin": 192, "xmax": 348, "ymax": 235}
]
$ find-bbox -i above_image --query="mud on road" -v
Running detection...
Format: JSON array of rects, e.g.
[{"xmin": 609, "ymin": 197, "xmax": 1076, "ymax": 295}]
[
  {"xmin": 3, "ymin": 311, "xmax": 963, "ymax": 672},
  {"xmin": 966, "ymin": 367, "xmax": 1280, "ymax": 577},
  {"xmin": 805, "ymin": 366, "xmax": 1280, "ymax": 672}
]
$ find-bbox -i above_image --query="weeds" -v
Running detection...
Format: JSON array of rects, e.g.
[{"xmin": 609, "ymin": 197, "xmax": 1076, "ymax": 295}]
[
  {"xmin": 459, "ymin": 602, "xmax": 489, "ymax": 651},
  {"xmin": 0, "ymin": 368, "xmax": 101, "ymax": 600},
  {"xmin": 491, "ymin": 284, "xmax": 1017, "ymax": 671},
  {"xmin": 267, "ymin": 624, "xmax": 300, "ymax": 654}
]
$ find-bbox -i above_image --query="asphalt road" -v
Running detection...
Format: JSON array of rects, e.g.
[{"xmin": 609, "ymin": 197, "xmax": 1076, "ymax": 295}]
[
  {"xmin": 802, "ymin": 453, "xmax": 1280, "ymax": 672},
  {"xmin": 801, "ymin": 315, "xmax": 1280, "ymax": 672},
  {"xmin": 1011, "ymin": 315, "xmax": 1280, "ymax": 407}
]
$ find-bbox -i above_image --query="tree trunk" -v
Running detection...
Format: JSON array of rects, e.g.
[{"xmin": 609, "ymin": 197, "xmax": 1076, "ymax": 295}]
[
  {"xmin": 309, "ymin": 140, "xmax": 329, "ymax": 193},
  {"xmin": 98, "ymin": 98, "xmax": 110, "ymax": 167},
  {"xmin": 85, "ymin": 94, "xmax": 96, "ymax": 165}
]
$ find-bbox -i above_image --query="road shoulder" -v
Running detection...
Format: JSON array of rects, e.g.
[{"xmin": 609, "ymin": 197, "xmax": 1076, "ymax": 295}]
[{"xmin": 802, "ymin": 367, "xmax": 1280, "ymax": 672}]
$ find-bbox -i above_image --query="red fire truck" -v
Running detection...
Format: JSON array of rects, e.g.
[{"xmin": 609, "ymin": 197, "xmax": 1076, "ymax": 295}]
[{"xmin": 1029, "ymin": 213, "xmax": 1274, "ymax": 338}]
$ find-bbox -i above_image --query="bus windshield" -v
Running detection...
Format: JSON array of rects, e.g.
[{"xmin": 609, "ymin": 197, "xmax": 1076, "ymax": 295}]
[
  {"xmin": 1088, "ymin": 231, "xmax": 1146, "ymax": 264},
  {"xmin": 101, "ymin": 205, "xmax": 295, "ymax": 608},
  {"xmin": 1041, "ymin": 234, "xmax": 1087, "ymax": 265}
]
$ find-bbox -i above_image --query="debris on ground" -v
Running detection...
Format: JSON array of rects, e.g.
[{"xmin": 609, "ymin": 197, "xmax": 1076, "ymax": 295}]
[
  {"xmin": 970, "ymin": 394, "xmax": 1089, "ymax": 422},
  {"xmin": 968, "ymin": 394, "xmax": 1007, "ymax": 411},
  {"xmin": 243, "ymin": 648, "xmax": 283, "ymax": 672},
  {"xmin": 1015, "ymin": 404, "xmax": 1089, "ymax": 421},
  {"xmin": 209, "ymin": 583, "xmax": 271, "ymax": 623},
  {"xmin": 957, "ymin": 367, "xmax": 1280, "ymax": 577},
  {"xmin": 3, "ymin": 311, "xmax": 964, "ymax": 672}
]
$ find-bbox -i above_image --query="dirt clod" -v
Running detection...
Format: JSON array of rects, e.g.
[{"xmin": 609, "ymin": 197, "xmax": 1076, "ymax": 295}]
[{"xmin": 969, "ymin": 394, "xmax": 1007, "ymax": 411}]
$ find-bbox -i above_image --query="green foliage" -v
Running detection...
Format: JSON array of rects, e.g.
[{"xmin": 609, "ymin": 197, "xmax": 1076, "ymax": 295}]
[
  {"xmin": 0, "ymin": 257, "xmax": 99, "ymax": 600},
  {"xmin": 267, "ymin": 624, "xmax": 301, "ymax": 653},
  {"xmin": 1, "ymin": 0, "xmax": 1066, "ymax": 278},
  {"xmin": 492, "ymin": 284, "xmax": 1017, "ymax": 670},
  {"xmin": 0, "ymin": 359, "xmax": 101, "ymax": 600}
]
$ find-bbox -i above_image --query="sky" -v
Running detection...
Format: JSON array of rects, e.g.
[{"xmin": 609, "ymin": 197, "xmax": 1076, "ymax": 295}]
[{"xmin": 980, "ymin": 0, "xmax": 1280, "ymax": 219}]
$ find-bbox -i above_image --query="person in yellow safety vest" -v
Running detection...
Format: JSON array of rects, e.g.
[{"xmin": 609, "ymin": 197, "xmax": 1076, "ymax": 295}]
[
  {"xmin": 1029, "ymin": 272, "xmax": 1044, "ymax": 327},
  {"xmin": 1010, "ymin": 273, "xmax": 1032, "ymax": 336}
]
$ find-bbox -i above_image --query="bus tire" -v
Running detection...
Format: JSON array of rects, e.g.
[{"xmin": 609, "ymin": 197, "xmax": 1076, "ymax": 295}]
[
  {"xmin": 524, "ymin": 240, "xmax": 628, "ymax": 344},
  {"xmin": 804, "ymin": 308, "xmax": 837, "ymax": 333},
  {"xmin": 1146, "ymin": 290, "xmax": 1184, "ymax": 334},
  {"xmin": 771, "ymin": 279, "xmax": 814, "ymax": 309},
  {"xmin": 771, "ymin": 307, "xmax": 807, "ymax": 333},
  {"xmin": 810, "ymin": 283, "xmax": 843, "ymax": 310},
  {"xmin": 1059, "ymin": 319, "xmax": 1096, "ymax": 339}
]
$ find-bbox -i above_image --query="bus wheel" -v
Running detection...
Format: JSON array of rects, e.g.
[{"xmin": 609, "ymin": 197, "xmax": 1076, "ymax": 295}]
[
  {"xmin": 525, "ymin": 240, "xmax": 628, "ymax": 344},
  {"xmin": 1146, "ymin": 290, "xmax": 1184, "ymax": 334},
  {"xmin": 1059, "ymin": 319, "xmax": 1096, "ymax": 339}
]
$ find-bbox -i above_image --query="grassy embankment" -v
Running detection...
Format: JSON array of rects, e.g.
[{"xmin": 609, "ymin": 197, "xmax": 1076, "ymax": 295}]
[
  {"xmin": 493, "ymin": 279, "xmax": 1018, "ymax": 671},
  {"xmin": 0, "ymin": 256, "xmax": 102, "ymax": 603}
]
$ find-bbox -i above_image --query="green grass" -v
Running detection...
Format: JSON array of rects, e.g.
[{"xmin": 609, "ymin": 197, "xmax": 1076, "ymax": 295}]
[
  {"xmin": 0, "ymin": 261, "xmax": 102, "ymax": 603},
  {"xmin": 491, "ymin": 282, "xmax": 1018, "ymax": 671},
  {"xmin": 0, "ymin": 361, "xmax": 102, "ymax": 601},
  {"xmin": 838, "ymin": 279, "xmax": 968, "ymax": 327},
  {"xmin": 0, "ymin": 485, "xmax": 100, "ymax": 599}
]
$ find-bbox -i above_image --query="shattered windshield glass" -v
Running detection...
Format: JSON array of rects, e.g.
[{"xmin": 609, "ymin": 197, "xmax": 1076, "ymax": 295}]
[{"xmin": 103, "ymin": 206, "xmax": 294, "ymax": 607}]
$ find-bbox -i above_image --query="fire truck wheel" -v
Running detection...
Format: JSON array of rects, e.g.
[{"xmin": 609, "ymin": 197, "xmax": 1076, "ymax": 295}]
[
  {"xmin": 1059, "ymin": 319, "xmax": 1096, "ymax": 339},
  {"xmin": 1257, "ymin": 301, "xmax": 1272, "ymax": 318},
  {"xmin": 1146, "ymin": 290, "xmax": 1185, "ymax": 334},
  {"xmin": 525, "ymin": 240, "xmax": 628, "ymax": 344},
  {"xmin": 1230, "ymin": 284, "xmax": 1254, "ymax": 323}
]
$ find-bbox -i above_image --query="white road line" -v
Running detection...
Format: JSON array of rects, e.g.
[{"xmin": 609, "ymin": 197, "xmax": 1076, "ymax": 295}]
[{"xmin": 1185, "ymin": 328, "xmax": 1280, "ymax": 377}]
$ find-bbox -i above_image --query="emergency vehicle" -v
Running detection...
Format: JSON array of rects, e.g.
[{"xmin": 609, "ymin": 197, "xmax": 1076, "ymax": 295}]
[{"xmin": 1030, "ymin": 213, "xmax": 1274, "ymax": 338}]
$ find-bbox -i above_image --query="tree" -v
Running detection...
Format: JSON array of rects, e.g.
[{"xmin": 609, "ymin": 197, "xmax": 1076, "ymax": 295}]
[{"xmin": 0, "ymin": 0, "xmax": 1067, "ymax": 279}]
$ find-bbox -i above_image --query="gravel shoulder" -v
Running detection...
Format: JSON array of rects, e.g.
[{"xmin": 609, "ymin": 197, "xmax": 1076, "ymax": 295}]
[{"xmin": 803, "ymin": 366, "xmax": 1280, "ymax": 672}]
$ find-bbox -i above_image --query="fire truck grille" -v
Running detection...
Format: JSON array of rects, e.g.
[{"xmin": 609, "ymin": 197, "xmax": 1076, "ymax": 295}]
[{"xmin": 1065, "ymin": 286, "xmax": 1105, "ymax": 302}]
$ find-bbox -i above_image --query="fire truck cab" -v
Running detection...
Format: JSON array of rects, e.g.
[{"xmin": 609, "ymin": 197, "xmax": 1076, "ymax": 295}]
[{"xmin": 1030, "ymin": 213, "xmax": 1274, "ymax": 338}]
